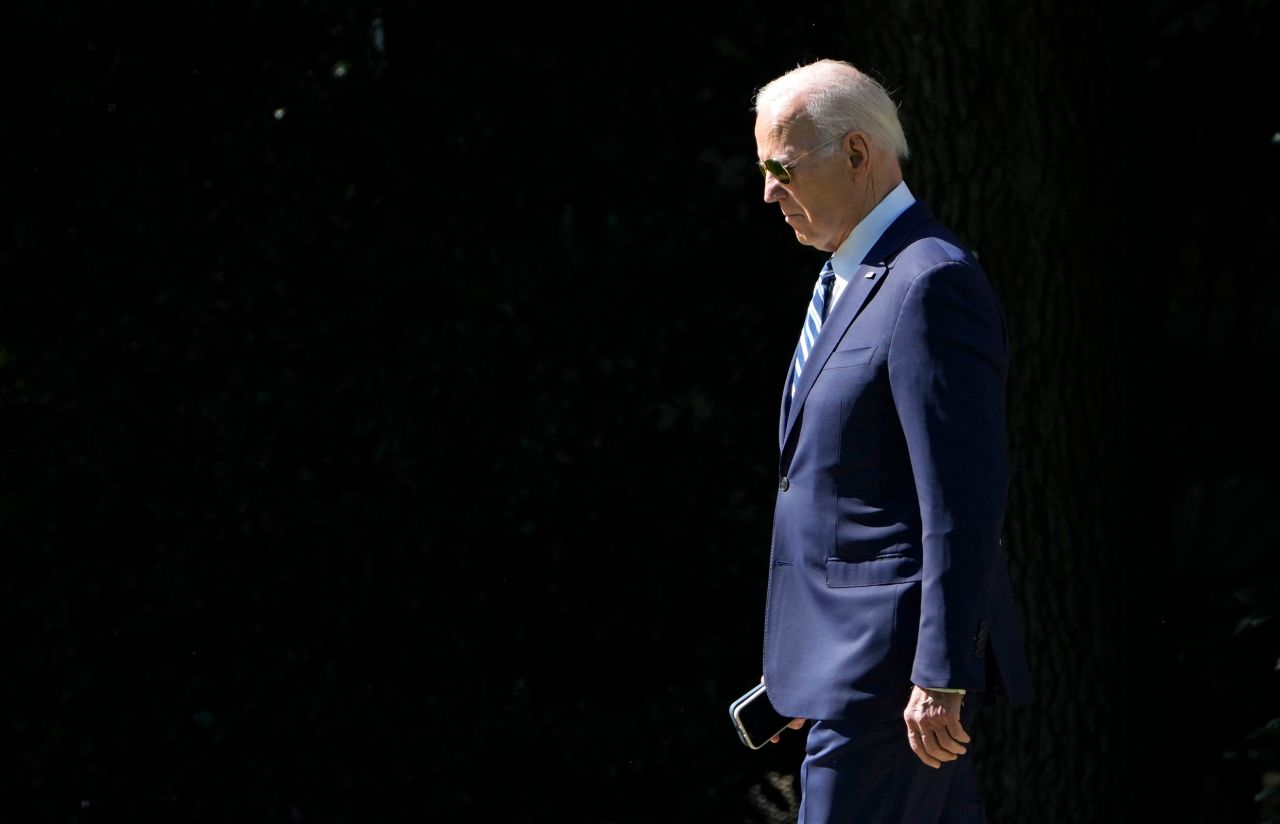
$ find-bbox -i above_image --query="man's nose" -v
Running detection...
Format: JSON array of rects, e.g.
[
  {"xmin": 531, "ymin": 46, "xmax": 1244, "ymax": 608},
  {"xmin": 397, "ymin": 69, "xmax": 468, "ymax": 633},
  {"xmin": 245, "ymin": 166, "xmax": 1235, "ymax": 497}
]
[{"xmin": 763, "ymin": 175, "xmax": 787, "ymax": 203}]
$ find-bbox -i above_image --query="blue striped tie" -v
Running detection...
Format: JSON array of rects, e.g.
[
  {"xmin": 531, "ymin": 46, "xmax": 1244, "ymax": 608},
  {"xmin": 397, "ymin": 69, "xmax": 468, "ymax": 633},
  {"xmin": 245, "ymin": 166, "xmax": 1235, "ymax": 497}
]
[{"xmin": 790, "ymin": 259, "xmax": 837, "ymax": 400}]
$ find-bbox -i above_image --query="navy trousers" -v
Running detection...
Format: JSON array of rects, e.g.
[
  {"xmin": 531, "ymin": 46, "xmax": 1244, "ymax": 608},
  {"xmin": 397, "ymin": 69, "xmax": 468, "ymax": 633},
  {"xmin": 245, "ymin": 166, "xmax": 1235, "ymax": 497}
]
[{"xmin": 797, "ymin": 706, "xmax": 987, "ymax": 824}]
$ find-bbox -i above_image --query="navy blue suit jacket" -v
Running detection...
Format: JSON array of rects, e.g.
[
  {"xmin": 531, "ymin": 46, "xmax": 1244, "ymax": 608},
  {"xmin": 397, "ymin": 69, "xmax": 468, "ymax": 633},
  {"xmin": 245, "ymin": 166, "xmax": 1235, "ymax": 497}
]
[{"xmin": 763, "ymin": 201, "xmax": 1033, "ymax": 721}]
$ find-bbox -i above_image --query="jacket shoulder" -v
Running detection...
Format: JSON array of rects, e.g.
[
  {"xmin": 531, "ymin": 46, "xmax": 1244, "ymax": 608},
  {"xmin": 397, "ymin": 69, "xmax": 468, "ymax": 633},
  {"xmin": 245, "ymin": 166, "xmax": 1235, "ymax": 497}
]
[{"xmin": 891, "ymin": 221, "xmax": 981, "ymax": 273}]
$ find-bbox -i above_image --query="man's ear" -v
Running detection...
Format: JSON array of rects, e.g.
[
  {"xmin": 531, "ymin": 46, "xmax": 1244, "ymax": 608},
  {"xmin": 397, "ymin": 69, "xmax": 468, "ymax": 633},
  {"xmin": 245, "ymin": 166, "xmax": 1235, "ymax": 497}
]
[{"xmin": 845, "ymin": 132, "xmax": 869, "ymax": 171}]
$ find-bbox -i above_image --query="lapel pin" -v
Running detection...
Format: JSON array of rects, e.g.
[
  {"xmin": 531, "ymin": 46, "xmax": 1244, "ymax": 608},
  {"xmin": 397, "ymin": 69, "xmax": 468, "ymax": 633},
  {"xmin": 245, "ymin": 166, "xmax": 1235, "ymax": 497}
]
[{"xmin": 865, "ymin": 271, "xmax": 875, "ymax": 279}]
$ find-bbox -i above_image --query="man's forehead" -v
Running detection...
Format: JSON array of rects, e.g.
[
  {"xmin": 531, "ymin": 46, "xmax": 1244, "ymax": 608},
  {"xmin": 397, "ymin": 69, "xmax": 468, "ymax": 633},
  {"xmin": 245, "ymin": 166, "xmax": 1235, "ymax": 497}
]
[{"xmin": 758, "ymin": 97, "xmax": 817, "ymax": 145}]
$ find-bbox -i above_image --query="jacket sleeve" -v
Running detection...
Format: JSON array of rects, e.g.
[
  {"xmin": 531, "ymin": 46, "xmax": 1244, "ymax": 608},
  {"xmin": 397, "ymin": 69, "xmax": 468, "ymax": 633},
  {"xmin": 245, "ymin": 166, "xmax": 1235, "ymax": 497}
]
[{"xmin": 887, "ymin": 257, "xmax": 1009, "ymax": 691}]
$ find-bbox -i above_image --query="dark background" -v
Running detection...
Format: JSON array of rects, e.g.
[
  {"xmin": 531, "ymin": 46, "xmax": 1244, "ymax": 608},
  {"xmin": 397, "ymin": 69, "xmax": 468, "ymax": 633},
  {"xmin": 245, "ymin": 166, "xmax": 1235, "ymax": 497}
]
[{"xmin": 3, "ymin": 1, "xmax": 1278, "ymax": 822}]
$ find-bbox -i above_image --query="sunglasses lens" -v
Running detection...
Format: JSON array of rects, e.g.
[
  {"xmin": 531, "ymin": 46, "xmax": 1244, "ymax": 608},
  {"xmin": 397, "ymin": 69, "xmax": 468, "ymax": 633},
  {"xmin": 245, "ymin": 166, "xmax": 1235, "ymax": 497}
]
[{"xmin": 762, "ymin": 159, "xmax": 790, "ymax": 184}]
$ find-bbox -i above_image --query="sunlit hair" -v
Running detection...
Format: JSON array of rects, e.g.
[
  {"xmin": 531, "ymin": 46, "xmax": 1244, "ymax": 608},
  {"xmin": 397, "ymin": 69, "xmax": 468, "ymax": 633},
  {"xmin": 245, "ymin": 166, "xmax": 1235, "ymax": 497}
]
[{"xmin": 752, "ymin": 59, "xmax": 910, "ymax": 161}]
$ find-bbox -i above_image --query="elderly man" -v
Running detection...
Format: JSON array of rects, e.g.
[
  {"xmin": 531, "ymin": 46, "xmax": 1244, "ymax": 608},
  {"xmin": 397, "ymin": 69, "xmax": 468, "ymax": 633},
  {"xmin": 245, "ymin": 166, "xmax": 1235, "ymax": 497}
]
[{"xmin": 751, "ymin": 59, "xmax": 1033, "ymax": 823}]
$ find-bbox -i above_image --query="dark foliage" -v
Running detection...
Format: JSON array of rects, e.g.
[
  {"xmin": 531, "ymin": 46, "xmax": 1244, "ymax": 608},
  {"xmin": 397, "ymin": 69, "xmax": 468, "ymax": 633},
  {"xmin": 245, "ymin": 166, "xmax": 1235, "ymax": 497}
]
[{"xmin": 1, "ymin": 1, "xmax": 1276, "ymax": 822}]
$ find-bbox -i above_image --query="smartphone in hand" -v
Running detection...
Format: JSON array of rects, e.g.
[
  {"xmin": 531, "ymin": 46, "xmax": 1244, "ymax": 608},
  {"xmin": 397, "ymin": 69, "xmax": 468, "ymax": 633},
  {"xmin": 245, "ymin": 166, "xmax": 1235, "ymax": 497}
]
[{"xmin": 729, "ymin": 682, "xmax": 794, "ymax": 750}]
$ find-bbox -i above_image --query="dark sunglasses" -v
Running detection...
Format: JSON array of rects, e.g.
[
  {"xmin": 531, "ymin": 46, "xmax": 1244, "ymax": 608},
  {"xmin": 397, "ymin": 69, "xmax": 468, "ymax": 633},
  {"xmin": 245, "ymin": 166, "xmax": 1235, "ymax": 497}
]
[{"xmin": 757, "ymin": 134, "xmax": 845, "ymax": 184}]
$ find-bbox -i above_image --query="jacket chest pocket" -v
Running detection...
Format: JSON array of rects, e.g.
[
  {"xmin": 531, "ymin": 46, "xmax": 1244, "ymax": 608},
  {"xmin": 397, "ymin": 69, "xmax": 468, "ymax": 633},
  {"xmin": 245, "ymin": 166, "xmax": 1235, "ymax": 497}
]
[{"xmin": 823, "ymin": 345, "xmax": 876, "ymax": 370}]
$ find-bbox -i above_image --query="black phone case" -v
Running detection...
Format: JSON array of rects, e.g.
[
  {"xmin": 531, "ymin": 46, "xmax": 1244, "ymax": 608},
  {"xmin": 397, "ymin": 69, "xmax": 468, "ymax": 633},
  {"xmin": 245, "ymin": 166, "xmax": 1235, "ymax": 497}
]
[{"xmin": 729, "ymin": 682, "xmax": 793, "ymax": 749}]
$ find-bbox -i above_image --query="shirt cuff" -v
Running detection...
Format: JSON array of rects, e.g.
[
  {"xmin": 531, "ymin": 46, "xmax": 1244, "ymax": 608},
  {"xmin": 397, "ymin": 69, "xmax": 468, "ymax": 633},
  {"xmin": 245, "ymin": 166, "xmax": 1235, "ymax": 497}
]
[{"xmin": 922, "ymin": 686, "xmax": 966, "ymax": 694}]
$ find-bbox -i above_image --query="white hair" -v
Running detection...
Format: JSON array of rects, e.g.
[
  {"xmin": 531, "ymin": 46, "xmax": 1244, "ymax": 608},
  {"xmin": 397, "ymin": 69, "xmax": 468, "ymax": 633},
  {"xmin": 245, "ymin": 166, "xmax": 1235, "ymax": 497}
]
[{"xmin": 752, "ymin": 59, "xmax": 910, "ymax": 161}]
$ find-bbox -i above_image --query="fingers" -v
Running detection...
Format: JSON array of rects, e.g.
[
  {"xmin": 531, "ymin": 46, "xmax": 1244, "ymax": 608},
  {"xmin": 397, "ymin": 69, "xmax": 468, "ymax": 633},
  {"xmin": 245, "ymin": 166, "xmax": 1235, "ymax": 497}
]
[
  {"xmin": 945, "ymin": 714, "xmax": 971, "ymax": 745},
  {"xmin": 904, "ymin": 687, "xmax": 969, "ymax": 768},
  {"xmin": 932, "ymin": 726, "xmax": 968, "ymax": 756},
  {"xmin": 925, "ymin": 714, "xmax": 969, "ymax": 757},
  {"xmin": 762, "ymin": 716, "xmax": 803, "ymax": 747},
  {"xmin": 906, "ymin": 725, "xmax": 940, "ymax": 768},
  {"xmin": 908, "ymin": 724, "xmax": 967, "ymax": 766}
]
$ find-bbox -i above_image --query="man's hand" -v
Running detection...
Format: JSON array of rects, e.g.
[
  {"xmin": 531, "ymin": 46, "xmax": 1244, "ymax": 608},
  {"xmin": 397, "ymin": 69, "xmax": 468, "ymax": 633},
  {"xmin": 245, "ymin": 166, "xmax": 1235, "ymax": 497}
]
[
  {"xmin": 903, "ymin": 685, "xmax": 970, "ymax": 768},
  {"xmin": 770, "ymin": 716, "xmax": 807, "ymax": 745}
]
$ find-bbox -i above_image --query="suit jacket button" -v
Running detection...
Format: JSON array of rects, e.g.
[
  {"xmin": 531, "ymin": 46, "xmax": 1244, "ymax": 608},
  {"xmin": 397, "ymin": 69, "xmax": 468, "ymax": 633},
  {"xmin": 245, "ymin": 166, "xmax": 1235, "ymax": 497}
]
[{"xmin": 778, "ymin": 476, "xmax": 790, "ymax": 491}]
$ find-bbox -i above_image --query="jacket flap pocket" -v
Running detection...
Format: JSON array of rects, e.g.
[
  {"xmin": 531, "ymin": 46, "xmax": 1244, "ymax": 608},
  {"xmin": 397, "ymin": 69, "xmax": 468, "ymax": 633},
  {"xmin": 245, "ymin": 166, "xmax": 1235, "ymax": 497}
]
[{"xmin": 825, "ymin": 555, "xmax": 921, "ymax": 588}]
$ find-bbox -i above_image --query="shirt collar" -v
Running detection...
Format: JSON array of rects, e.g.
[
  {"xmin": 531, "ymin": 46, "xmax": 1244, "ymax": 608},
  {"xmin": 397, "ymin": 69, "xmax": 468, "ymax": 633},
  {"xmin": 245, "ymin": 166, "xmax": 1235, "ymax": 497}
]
[{"xmin": 829, "ymin": 180, "xmax": 915, "ymax": 278}]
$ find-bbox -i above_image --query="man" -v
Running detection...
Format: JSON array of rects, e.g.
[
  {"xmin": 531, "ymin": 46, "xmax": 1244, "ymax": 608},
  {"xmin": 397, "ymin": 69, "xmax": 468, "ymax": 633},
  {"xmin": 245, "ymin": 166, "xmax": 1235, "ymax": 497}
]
[{"xmin": 752, "ymin": 59, "xmax": 1033, "ymax": 823}]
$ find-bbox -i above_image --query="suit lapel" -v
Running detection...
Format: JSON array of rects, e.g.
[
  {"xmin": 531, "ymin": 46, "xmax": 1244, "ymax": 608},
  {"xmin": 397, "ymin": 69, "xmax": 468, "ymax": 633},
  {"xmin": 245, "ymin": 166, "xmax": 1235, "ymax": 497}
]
[
  {"xmin": 780, "ymin": 263, "xmax": 886, "ymax": 446},
  {"xmin": 778, "ymin": 201, "xmax": 936, "ymax": 451}
]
